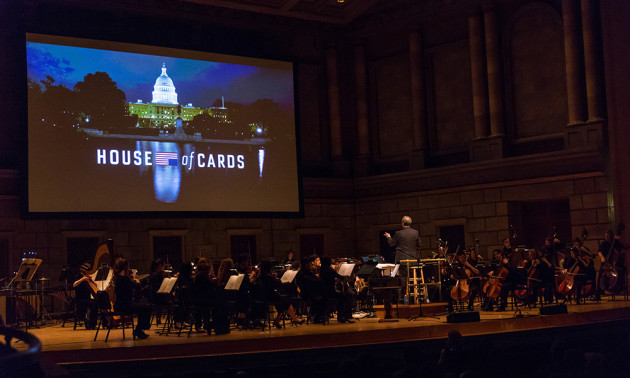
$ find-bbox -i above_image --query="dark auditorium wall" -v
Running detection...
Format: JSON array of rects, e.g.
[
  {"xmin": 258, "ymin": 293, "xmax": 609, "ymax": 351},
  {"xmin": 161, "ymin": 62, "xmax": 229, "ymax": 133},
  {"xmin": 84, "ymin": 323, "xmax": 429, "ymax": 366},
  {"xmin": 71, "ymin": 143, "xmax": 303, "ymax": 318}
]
[{"xmin": 0, "ymin": 0, "xmax": 628, "ymax": 280}]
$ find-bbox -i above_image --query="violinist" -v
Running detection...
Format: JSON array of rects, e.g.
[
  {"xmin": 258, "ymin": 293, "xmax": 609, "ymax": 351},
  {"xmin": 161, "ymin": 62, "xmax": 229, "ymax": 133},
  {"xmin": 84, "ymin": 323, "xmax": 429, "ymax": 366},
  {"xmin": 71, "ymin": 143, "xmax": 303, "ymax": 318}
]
[
  {"xmin": 192, "ymin": 258, "xmax": 216, "ymax": 334},
  {"xmin": 148, "ymin": 258, "xmax": 168, "ymax": 306},
  {"xmin": 113, "ymin": 258, "xmax": 151, "ymax": 339},
  {"xmin": 72, "ymin": 262, "xmax": 98, "ymax": 329}
]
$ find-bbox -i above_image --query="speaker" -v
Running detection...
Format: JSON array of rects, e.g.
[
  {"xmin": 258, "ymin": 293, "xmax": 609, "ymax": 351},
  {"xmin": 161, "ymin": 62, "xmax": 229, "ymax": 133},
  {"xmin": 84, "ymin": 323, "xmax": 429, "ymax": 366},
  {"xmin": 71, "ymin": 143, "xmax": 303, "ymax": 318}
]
[
  {"xmin": 539, "ymin": 304, "xmax": 567, "ymax": 315},
  {"xmin": 447, "ymin": 311, "xmax": 480, "ymax": 323}
]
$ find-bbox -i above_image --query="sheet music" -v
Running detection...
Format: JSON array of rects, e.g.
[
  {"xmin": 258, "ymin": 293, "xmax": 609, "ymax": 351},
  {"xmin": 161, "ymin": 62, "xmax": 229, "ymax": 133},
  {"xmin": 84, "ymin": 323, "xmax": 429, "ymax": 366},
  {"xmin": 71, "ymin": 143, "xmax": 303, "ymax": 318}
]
[
  {"xmin": 391, "ymin": 264, "xmax": 400, "ymax": 277},
  {"xmin": 157, "ymin": 276, "xmax": 178, "ymax": 293},
  {"xmin": 375, "ymin": 263, "xmax": 396, "ymax": 269},
  {"xmin": 280, "ymin": 269, "xmax": 298, "ymax": 283},
  {"xmin": 225, "ymin": 274, "xmax": 245, "ymax": 290},
  {"xmin": 337, "ymin": 263, "xmax": 355, "ymax": 277}
]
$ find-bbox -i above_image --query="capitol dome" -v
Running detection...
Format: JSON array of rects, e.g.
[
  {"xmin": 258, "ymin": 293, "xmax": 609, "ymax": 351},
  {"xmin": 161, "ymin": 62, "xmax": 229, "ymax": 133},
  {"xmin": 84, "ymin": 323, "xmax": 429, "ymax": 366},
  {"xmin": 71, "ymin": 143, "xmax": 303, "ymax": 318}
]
[{"xmin": 152, "ymin": 63, "xmax": 178, "ymax": 105}]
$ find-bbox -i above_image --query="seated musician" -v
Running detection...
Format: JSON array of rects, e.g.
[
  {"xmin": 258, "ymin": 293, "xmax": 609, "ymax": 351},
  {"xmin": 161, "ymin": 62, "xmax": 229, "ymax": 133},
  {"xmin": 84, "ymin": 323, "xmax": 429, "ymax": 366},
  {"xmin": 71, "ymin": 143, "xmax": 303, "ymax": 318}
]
[
  {"xmin": 259, "ymin": 260, "xmax": 304, "ymax": 327},
  {"xmin": 441, "ymin": 251, "xmax": 458, "ymax": 312},
  {"xmin": 148, "ymin": 258, "xmax": 168, "ymax": 306},
  {"xmin": 319, "ymin": 257, "xmax": 354, "ymax": 324},
  {"xmin": 235, "ymin": 254, "xmax": 265, "ymax": 328},
  {"xmin": 72, "ymin": 262, "xmax": 98, "ymax": 329},
  {"xmin": 282, "ymin": 250, "xmax": 297, "ymax": 268},
  {"xmin": 493, "ymin": 240, "xmax": 519, "ymax": 312},
  {"xmin": 573, "ymin": 238, "xmax": 595, "ymax": 303},
  {"xmin": 192, "ymin": 258, "xmax": 216, "ymax": 334},
  {"xmin": 464, "ymin": 248, "xmax": 481, "ymax": 311},
  {"xmin": 173, "ymin": 261, "xmax": 195, "ymax": 329},
  {"xmin": 113, "ymin": 258, "xmax": 151, "ymax": 339},
  {"xmin": 536, "ymin": 247, "xmax": 555, "ymax": 303},
  {"xmin": 210, "ymin": 258, "xmax": 233, "ymax": 335},
  {"xmin": 444, "ymin": 250, "xmax": 474, "ymax": 312},
  {"xmin": 296, "ymin": 256, "xmax": 326, "ymax": 323},
  {"xmin": 596, "ymin": 229, "xmax": 628, "ymax": 299}
]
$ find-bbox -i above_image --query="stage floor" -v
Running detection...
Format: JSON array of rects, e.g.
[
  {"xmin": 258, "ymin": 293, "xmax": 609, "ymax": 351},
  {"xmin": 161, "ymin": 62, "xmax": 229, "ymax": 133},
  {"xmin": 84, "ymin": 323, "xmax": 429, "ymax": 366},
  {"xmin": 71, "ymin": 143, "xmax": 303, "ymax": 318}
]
[{"xmin": 16, "ymin": 299, "xmax": 630, "ymax": 367}]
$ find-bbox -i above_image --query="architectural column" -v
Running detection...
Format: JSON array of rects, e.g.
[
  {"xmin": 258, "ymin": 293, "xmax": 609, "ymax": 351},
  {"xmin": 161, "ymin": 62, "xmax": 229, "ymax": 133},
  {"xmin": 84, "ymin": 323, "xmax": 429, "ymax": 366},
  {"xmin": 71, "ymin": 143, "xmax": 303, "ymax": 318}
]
[
  {"xmin": 469, "ymin": 14, "xmax": 489, "ymax": 140},
  {"xmin": 561, "ymin": 0, "xmax": 586, "ymax": 126},
  {"xmin": 581, "ymin": 0, "xmax": 604, "ymax": 122},
  {"xmin": 409, "ymin": 30, "xmax": 427, "ymax": 169},
  {"xmin": 469, "ymin": 13, "xmax": 491, "ymax": 161},
  {"xmin": 484, "ymin": 7, "xmax": 504, "ymax": 138},
  {"xmin": 354, "ymin": 44, "xmax": 371, "ymax": 176},
  {"xmin": 479, "ymin": 7, "xmax": 505, "ymax": 159},
  {"xmin": 326, "ymin": 48, "xmax": 348, "ymax": 175}
]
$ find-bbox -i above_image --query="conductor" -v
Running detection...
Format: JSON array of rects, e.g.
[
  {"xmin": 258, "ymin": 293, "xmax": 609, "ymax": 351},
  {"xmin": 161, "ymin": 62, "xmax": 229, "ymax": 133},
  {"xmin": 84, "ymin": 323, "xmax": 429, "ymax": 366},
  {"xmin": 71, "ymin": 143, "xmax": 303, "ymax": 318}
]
[{"xmin": 384, "ymin": 215, "xmax": 421, "ymax": 291}]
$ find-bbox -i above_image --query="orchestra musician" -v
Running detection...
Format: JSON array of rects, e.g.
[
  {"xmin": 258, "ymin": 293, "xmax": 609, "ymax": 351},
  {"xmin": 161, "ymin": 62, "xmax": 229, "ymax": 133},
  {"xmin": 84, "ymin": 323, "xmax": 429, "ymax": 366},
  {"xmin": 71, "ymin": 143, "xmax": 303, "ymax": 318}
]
[
  {"xmin": 319, "ymin": 257, "xmax": 354, "ymax": 323},
  {"xmin": 464, "ymin": 248, "xmax": 481, "ymax": 311},
  {"xmin": 384, "ymin": 215, "xmax": 421, "ymax": 292},
  {"xmin": 210, "ymin": 258, "xmax": 233, "ymax": 335},
  {"xmin": 536, "ymin": 247, "xmax": 555, "ymax": 304},
  {"xmin": 235, "ymin": 254, "xmax": 264, "ymax": 329},
  {"xmin": 72, "ymin": 262, "xmax": 98, "ymax": 329},
  {"xmin": 113, "ymin": 258, "xmax": 151, "ymax": 339},
  {"xmin": 148, "ymin": 258, "xmax": 168, "ymax": 306},
  {"xmin": 573, "ymin": 238, "xmax": 595, "ymax": 303},
  {"xmin": 296, "ymin": 256, "xmax": 326, "ymax": 323},
  {"xmin": 443, "ymin": 250, "xmax": 471, "ymax": 312},
  {"xmin": 542, "ymin": 235, "xmax": 565, "ymax": 268},
  {"xmin": 596, "ymin": 229, "xmax": 628, "ymax": 300},
  {"xmin": 282, "ymin": 250, "xmax": 297, "ymax": 268},
  {"xmin": 192, "ymin": 258, "xmax": 216, "ymax": 334},
  {"xmin": 259, "ymin": 260, "xmax": 304, "ymax": 327},
  {"xmin": 488, "ymin": 239, "xmax": 519, "ymax": 312}
]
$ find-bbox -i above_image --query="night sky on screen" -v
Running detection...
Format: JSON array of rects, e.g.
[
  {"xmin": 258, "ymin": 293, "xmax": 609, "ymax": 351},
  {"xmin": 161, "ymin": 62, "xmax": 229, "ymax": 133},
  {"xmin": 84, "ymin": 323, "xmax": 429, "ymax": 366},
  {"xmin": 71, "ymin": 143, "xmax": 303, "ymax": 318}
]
[{"xmin": 26, "ymin": 41, "xmax": 295, "ymax": 108}]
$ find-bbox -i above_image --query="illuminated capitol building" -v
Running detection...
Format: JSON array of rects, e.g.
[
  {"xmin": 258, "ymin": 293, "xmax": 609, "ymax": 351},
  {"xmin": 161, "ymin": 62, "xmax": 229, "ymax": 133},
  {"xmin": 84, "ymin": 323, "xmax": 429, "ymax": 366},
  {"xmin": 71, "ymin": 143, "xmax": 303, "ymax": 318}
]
[{"xmin": 126, "ymin": 63, "xmax": 227, "ymax": 128}]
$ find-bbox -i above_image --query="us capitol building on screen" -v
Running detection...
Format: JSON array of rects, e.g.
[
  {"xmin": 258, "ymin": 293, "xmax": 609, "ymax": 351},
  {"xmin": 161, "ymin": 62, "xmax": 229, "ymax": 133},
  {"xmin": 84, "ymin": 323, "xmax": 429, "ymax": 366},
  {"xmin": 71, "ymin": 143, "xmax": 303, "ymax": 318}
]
[{"xmin": 126, "ymin": 63, "xmax": 227, "ymax": 128}]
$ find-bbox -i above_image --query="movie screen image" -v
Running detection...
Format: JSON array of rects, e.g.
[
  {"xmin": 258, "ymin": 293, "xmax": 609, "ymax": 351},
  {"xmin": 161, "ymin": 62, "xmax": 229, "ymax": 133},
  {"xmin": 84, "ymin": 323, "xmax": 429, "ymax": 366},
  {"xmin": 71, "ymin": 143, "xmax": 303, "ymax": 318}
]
[{"xmin": 26, "ymin": 33, "xmax": 301, "ymax": 215}]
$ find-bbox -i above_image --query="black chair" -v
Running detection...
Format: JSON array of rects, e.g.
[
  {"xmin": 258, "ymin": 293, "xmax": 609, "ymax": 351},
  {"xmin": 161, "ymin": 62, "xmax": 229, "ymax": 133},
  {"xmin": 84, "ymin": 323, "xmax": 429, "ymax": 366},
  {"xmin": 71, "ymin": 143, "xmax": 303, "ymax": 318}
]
[{"xmin": 93, "ymin": 291, "xmax": 135, "ymax": 342}]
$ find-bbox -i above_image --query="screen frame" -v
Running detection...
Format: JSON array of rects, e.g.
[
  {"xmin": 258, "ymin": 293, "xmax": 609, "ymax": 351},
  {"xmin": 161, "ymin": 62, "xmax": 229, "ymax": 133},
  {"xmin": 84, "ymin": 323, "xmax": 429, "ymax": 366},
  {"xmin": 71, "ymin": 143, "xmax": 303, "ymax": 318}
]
[{"xmin": 22, "ymin": 32, "xmax": 304, "ymax": 219}]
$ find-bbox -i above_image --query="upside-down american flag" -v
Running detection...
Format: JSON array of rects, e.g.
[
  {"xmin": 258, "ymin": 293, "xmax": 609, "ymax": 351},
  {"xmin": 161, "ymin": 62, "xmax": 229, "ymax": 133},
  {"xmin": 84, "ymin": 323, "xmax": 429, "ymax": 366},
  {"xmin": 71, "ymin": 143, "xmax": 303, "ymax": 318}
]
[{"xmin": 155, "ymin": 152, "xmax": 179, "ymax": 166}]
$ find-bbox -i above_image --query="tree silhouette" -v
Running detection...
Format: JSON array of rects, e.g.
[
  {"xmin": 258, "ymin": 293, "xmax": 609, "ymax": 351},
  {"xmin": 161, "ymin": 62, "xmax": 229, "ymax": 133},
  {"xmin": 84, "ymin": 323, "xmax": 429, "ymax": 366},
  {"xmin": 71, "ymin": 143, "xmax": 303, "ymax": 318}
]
[{"xmin": 74, "ymin": 72, "xmax": 130, "ymax": 131}]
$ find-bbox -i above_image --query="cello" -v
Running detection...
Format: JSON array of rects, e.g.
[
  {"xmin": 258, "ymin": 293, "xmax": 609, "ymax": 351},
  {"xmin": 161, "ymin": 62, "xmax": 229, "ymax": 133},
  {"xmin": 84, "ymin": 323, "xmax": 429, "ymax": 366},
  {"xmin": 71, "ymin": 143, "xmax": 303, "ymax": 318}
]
[
  {"xmin": 450, "ymin": 248, "xmax": 472, "ymax": 302},
  {"xmin": 558, "ymin": 230, "xmax": 588, "ymax": 295},
  {"xmin": 599, "ymin": 223, "xmax": 625, "ymax": 293}
]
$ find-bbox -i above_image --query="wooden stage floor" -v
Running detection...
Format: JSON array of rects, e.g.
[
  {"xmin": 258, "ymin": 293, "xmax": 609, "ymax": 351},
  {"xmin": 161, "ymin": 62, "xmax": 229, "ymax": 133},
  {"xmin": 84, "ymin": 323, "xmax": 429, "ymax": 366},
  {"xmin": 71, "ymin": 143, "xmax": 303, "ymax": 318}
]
[{"xmin": 16, "ymin": 298, "xmax": 630, "ymax": 370}]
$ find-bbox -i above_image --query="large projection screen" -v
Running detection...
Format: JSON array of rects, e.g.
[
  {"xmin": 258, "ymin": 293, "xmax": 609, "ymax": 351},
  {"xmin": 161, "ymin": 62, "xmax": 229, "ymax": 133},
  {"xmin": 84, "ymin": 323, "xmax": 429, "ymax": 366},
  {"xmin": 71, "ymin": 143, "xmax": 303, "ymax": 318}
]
[{"xmin": 26, "ymin": 33, "xmax": 301, "ymax": 216}]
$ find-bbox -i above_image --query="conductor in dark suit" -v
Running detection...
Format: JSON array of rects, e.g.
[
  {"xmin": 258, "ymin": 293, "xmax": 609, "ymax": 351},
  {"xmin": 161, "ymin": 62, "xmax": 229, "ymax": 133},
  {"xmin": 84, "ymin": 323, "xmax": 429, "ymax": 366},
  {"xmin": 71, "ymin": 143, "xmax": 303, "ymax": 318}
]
[{"xmin": 384, "ymin": 216, "xmax": 421, "ymax": 293}]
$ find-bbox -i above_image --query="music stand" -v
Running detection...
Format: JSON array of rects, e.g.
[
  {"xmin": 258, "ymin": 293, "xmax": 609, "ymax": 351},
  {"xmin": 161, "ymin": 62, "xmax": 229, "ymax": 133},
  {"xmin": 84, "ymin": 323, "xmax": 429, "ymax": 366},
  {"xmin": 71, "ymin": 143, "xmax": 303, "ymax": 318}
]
[
  {"xmin": 8, "ymin": 258, "xmax": 42, "ymax": 331},
  {"xmin": 409, "ymin": 249, "xmax": 439, "ymax": 321}
]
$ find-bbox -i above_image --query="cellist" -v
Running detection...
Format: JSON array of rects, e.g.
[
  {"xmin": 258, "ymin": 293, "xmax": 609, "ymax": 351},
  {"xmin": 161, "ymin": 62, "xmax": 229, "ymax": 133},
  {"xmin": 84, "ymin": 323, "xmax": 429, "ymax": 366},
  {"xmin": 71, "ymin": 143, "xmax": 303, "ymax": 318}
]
[
  {"xmin": 493, "ymin": 238, "xmax": 518, "ymax": 312},
  {"xmin": 465, "ymin": 247, "xmax": 481, "ymax": 311},
  {"xmin": 443, "ymin": 250, "xmax": 468, "ymax": 312},
  {"xmin": 596, "ymin": 229, "xmax": 628, "ymax": 299}
]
